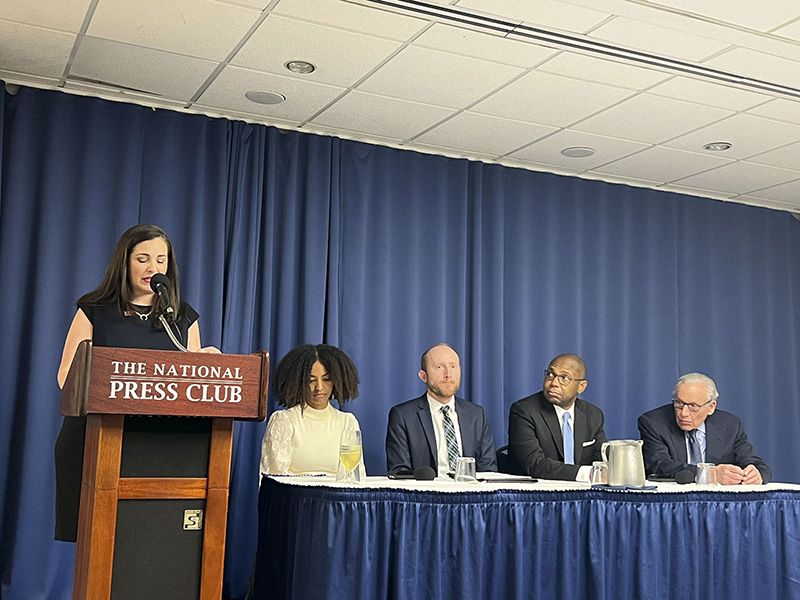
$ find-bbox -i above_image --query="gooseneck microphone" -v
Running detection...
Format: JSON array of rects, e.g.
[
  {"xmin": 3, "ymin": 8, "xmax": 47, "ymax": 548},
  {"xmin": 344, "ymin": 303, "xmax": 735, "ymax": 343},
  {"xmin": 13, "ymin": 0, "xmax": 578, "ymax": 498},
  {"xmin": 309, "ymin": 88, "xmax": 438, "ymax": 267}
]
[
  {"xmin": 675, "ymin": 470, "xmax": 694, "ymax": 484},
  {"xmin": 148, "ymin": 273, "xmax": 187, "ymax": 352},
  {"xmin": 149, "ymin": 273, "xmax": 175, "ymax": 321}
]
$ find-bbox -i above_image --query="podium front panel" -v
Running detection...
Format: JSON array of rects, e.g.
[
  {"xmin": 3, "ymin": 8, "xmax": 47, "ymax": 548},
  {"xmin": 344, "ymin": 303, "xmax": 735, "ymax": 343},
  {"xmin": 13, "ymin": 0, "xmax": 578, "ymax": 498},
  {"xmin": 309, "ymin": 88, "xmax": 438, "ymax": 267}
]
[
  {"xmin": 111, "ymin": 499, "xmax": 205, "ymax": 600},
  {"xmin": 120, "ymin": 416, "xmax": 211, "ymax": 478}
]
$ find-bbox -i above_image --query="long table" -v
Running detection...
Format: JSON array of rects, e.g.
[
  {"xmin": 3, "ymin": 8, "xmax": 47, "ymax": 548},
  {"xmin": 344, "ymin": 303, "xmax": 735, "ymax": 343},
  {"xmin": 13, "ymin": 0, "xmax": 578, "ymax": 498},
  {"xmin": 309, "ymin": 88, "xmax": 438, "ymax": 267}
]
[{"xmin": 253, "ymin": 475, "xmax": 800, "ymax": 600}]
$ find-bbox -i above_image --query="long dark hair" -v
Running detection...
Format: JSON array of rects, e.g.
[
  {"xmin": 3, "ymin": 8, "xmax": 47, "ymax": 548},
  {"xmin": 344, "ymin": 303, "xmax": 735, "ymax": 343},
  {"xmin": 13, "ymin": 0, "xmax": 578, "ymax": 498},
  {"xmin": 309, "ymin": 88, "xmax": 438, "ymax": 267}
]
[
  {"xmin": 274, "ymin": 344, "xmax": 360, "ymax": 408},
  {"xmin": 78, "ymin": 224, "xmax": 181, "ymax": 322}
]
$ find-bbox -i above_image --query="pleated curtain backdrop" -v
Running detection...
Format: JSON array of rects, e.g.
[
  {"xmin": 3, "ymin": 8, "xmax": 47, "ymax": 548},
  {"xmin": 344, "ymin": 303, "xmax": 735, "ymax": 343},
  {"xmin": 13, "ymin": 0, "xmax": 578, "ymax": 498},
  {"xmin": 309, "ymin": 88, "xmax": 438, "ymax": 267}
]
[{"xmin": 1, "ymin": 83, "xmax": 799, "ymax": 600}]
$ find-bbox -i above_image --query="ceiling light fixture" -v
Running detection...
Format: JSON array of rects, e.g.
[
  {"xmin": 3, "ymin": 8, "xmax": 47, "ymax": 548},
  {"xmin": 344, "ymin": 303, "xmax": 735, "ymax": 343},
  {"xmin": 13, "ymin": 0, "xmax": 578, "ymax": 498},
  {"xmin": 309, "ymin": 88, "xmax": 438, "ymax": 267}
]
[
  {"xmin": 561, "ymin": 147, "xmax": 596, "ymax": 158},
  {"xmin": 285, "ymin": 60, "xmax": 316, "ymax": 75},
  {"xmin": 245, "ymin": 90, "xmax": 286, "ymax": 105},
  {"xmin": 703, "ymin": 141, "xmax": 732, "ymax": 152}
]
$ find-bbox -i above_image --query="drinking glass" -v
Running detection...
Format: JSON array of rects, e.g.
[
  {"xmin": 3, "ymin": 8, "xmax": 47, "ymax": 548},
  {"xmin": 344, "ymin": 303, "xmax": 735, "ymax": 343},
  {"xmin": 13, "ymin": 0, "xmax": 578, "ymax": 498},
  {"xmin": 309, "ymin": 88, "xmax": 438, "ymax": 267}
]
[
  {"xmin": 337, "ymin": 430, "xmax": 362, "ymax": 484},
  {"xmin": 454, "ymin": 457, "xmax": 477, "ymax": 483},
  {"xmin": 590, "ymin": 461, "xmax": 608, "ymax": 485},
  {"xmin": 695, "ymin": 462, "xmax": 717, "ymax": 486}
]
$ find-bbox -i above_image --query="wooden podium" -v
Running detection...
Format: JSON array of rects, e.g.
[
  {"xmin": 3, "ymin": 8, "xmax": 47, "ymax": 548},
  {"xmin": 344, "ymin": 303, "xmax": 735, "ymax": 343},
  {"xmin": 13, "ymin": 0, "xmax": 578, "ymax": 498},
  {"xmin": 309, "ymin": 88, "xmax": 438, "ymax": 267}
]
[{"xmin": 60, "ymin": 341, "xmax": 269, "ymax": 600}]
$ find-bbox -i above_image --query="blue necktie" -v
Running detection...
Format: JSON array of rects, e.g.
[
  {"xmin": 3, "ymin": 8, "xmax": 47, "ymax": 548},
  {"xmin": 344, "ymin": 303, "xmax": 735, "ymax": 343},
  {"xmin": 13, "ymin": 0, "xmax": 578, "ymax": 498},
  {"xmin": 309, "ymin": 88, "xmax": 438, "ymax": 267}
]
[
  {"xmin": 562, "ymin": 412, "xmax": 574, "ymax": 465},
  {"xmin": 441, "ymin": 406, "xmax": 459, "ymax": 473},
  {"xmin": 688, "ymin": 430, "xmax": 702, "ymax": 464}
]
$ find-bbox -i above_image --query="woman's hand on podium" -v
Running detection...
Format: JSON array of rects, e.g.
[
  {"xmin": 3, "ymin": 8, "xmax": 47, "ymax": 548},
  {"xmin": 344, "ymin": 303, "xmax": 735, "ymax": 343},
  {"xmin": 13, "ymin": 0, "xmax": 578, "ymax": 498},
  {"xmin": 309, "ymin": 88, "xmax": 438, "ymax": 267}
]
[{"xmin": 197, "ymin": 346, "xmax": 222, "ymax": 354}]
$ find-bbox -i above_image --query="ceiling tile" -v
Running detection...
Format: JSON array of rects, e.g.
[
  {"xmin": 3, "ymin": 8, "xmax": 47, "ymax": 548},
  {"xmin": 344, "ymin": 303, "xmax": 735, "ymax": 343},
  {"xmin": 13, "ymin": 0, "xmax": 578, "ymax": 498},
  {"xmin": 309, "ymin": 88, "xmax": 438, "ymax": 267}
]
[
  {"xmin": 573, "ymin": 94, "xmax": 733, "ymax": 144},
  {"xmin": 457, "ymin": 0, "xmax": 611, "ymax": 34},
  {"xmin": 87, "ymin": 0, "xmax": 260, "ymax": 62},
  {"xmin": 747, "ymin": 98, "xmax": 800, "ymax": 125},
  {"xmin": 0, "ymin": 21, "xmax": 75, "ymax": 78},
  {"xmin": 311, "ymin": 90, "xmax": 456, "ymax": 140},
  {"xmin": 647, "ymin": 1, "xmax": 800, "ymax": 33},
  {"xmin": 413, "ymin": 23, "xmax": 558, "ymax": 68},
  {"xmin": 471, "ymin": 70, "xmax": 632, "ymax": 127},
  {"xmin": 704, "ymin": 47, "xmax": 800, "ymax": 90},
  {"xmin": 357, "ymin": 45, "xmax": 523, "ymax": 108},
  {"xmin": 773, "ymin": 19, "xmax": 800, "ymax": 42},
  {"xmin": 746, "ymin": 140, "xmax": 800, "ymax": 170},
  {"xmin": 593, "ymin": 145, "xmax": 733, "ymax": 182},
  {"xmin": 509, "ymin": 129, "xmax": 649, "ymax": 170},
  {"xmin": 662, "ymin": 113, "xmax": 800, "ymax": 159},
  {"xmin": 233, "ymin": 15, "xmax": 401, "ymax": 88},
  {"xmin": 739, "ymin": 180, "xmax": 800, "ymax": 210},
  {"xmin": 273, "ymin": 0, "xmax": 428, "ymax": 40},
  {"xmin": 647, "ymin": 76, "xmax": 771, "ymax": 111},
  {"xmin": 674, "ymin": 161, "xmax": 800, "ymax": 195},
  {"xmin": 0, "ymin": 0, "xmax": 90, "ymax": 33},
  {"xmin": 71, "ymin": 37, "xmax": 218, "ymax": 100},
  {"xmin": 588, "ymin": 16, "xmax": 731, "ymax": 61},
  {"xmin": 414, "ymin": 111, "xmax": 557, "ymax": 155},
  {"xmin": 536, "ymin": 51, "xmax": 672, "ymax": 90},
  {"xmin": 198, "ymin": 65, "xmax": 346, "ymax": 123}
]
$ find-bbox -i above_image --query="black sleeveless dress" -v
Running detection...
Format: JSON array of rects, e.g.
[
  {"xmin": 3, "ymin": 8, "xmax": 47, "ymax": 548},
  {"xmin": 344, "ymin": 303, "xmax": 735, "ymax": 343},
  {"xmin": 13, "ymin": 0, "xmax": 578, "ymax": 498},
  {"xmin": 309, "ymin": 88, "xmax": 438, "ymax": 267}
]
[{"xmin": 54, "ymin": 300, "xmax": 198, "ymax": 542}]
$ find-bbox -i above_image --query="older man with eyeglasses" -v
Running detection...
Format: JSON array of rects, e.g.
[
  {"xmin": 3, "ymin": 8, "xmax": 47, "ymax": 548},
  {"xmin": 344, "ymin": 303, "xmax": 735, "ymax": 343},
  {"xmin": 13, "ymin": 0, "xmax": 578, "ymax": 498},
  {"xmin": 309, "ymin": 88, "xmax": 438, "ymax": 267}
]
[
  {"xmin": 638, "ymin": 372, "xmax": 771, "ymax": 484},
  {"xmin": 508, "ymin": 354, "xmax": 607, "ymax": 481}
]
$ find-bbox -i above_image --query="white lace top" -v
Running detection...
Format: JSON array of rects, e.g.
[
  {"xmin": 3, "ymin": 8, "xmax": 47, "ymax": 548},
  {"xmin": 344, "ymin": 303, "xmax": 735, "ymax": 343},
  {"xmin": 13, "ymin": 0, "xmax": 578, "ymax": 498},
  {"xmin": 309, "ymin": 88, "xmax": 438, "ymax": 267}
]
[{"xmin": 259, "ymin": 403, "xmax": 366, "ymax": 476}]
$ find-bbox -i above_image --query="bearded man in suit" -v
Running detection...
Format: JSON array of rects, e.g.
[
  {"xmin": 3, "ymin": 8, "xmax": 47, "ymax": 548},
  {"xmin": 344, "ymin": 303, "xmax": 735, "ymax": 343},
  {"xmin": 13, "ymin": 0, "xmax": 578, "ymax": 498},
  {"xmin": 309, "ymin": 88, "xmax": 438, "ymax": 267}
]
[{"xmin": 386, "ymin": 344, "xmax": 497, "ymax": 476}]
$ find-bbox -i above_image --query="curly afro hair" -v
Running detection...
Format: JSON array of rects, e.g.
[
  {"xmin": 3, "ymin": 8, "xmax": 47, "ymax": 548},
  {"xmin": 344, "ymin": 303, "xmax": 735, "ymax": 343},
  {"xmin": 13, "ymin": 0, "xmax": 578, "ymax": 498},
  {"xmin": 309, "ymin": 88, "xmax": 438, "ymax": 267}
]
[{"xmin": 273, "ymin": 344, "xmax": 360, "ymax": 408}]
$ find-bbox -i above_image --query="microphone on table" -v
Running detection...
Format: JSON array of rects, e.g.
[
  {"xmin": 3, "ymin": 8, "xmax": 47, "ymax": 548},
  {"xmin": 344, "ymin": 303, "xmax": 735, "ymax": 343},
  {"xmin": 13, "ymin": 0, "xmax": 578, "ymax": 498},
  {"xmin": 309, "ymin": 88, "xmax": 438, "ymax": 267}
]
[
  {"xmin": 675, "ymin": 470, "xmax": 694, "ymax": 484},
  {"xmin": 149, "ymin": 273, "xmax": 175, "ymax": 322},
  {"xmin": 388, "ymin": 466, "xmax": 437, "ymax": 481}
]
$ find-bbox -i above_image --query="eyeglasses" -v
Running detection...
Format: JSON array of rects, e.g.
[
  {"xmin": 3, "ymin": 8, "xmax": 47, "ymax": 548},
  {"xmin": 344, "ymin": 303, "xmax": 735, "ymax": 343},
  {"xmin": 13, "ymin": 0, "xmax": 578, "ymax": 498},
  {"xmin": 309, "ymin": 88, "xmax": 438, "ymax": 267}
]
[
  {"xmin": 672, "ymin": 399, "xmax": 713, "ymax": 413},
  {"xmin": 544, "ymin": 370, "xmax": 585, "ymax": 385}
]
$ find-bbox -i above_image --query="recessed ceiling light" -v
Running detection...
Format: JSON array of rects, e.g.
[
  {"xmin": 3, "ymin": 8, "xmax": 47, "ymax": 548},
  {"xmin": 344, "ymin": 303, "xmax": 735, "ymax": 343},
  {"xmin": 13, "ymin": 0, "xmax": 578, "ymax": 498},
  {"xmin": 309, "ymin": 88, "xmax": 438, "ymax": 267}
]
[
  {"xmin": 245, "ymin": 90, "xmax": 286, "ymax": 105},
  {"xmin": 285, "ymin": 60, "xmax": 316, "ymax": 75},
  {"xmin": 703, "ymin": 141, "xmax": 732, "ymax": 152},
  {"xmin": 561, "ymin": 146, "xmax": 595, "ymax": 158}
]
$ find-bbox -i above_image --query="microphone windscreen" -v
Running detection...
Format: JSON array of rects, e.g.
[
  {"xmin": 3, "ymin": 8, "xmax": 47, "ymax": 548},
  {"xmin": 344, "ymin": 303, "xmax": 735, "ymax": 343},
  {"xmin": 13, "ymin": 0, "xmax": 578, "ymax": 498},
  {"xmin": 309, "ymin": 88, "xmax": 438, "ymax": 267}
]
[
  {"xmin": 414, "ymin": 466, "xmax": 436, "ymax": 481},
  {"xmin": 150, "ymin": 272, "xmax": 171, "ymax": 292},
  {"xmin": 675, "ymin": 470, "xmax": 694, "ymax": 484}
]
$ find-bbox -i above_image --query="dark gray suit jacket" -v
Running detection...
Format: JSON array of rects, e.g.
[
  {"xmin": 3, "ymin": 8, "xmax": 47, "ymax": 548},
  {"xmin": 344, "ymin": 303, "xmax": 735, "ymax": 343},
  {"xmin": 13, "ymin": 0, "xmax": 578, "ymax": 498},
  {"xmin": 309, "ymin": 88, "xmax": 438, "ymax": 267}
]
[
  {"xmin": 638, "ymin": 404, "xmax": 771, "ymax": 483},
  {"xmin": 508, "ymin": 391, "xmax": 606, "ymax": 480},
  {"xmin": 385, "ymin": 395, "xmax": 497, "ymax": 475}
]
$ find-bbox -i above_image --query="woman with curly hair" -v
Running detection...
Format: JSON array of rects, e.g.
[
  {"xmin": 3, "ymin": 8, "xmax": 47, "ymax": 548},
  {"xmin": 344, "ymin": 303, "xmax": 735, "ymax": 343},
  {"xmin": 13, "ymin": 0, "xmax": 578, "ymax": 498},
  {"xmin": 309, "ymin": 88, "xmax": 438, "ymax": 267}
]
[{"xmin": 259, "ymin": 344, "xmax": 365, "ymax": 476}]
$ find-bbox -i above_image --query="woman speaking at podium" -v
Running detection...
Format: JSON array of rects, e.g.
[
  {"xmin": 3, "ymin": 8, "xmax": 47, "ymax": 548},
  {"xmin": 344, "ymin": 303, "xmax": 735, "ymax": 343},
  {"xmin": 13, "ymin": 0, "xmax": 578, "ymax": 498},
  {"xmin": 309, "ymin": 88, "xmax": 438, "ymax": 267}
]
[{"xmin": 54, "ymin": 224, "xmax": 218, "ymax": 542}]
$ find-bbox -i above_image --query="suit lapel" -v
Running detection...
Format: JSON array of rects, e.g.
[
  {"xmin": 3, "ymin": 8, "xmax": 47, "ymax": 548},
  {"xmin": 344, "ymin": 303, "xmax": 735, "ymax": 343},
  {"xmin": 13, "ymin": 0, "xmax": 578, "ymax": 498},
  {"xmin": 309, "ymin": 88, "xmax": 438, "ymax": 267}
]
[
  {"xmin": 670, "ymin": 420, "xmax": 688, "ymax": 462},
  {"xmin": 573, "ymin": 402, "xmax": 587, "ymax": 462},
  {"xmin": 539, "ymin": 396, "xmax": 564, "ymax": 460},
  {"xmin": 704, "ymin": 414, "xmax": 723, "ymax": 464},
  {"xmin": 454, "ymin": 398, "xmax": 471, "ymax": 456},
  {"xmin": 416, "ymin": 397, "xmax": 438, "ymax": 464}
]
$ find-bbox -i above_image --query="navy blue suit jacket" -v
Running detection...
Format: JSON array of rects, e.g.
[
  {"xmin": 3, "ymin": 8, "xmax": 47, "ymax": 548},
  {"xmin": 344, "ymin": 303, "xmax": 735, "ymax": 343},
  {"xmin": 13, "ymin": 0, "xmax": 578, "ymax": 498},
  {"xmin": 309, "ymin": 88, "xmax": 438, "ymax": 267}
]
[
  {"xmin": 638, "ymin": 404, "xmax": 771, "ymax": 483},
  {"xmin": 385, "ymin": 395, "xmax": 497, "ymax": 475}
]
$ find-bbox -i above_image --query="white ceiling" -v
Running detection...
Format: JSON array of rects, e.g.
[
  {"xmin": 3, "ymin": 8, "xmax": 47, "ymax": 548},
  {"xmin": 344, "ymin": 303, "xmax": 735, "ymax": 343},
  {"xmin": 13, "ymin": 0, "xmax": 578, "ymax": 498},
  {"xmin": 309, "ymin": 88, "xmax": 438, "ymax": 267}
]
[{"xmin": 2, "ymin": 0, "xmax": 800, "ymax": 213}]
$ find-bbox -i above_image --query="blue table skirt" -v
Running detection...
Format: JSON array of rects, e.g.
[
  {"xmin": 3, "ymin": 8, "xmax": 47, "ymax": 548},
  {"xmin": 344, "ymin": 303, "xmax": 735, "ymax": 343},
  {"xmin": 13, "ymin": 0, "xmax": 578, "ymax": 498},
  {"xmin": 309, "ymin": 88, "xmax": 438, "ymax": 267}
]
[{"xmin": 253, "ymin": 477, "xmax": 800, "ymax": 600}]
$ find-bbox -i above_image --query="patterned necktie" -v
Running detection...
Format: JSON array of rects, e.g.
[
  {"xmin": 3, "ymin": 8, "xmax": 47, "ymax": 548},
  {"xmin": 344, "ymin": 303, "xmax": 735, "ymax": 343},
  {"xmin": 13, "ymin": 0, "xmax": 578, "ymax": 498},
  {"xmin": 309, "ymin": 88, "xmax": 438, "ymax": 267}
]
[
  {"xmin": 688, "ymin": 430, "xmax": 702, "ymax": 464},
  {"xmin": 441, "ymin": 405, "xmax": 459, "ymax": 473},
  {"xmin": 562, "ymin": 412, "xmax": 574, "ymax": 465}
]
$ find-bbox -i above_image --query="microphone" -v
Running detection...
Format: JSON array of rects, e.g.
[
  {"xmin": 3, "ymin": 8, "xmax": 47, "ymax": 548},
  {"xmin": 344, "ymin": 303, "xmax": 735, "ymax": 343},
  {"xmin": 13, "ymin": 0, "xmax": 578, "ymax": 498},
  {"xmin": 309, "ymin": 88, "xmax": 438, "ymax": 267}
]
[
  {"xmin": 414, "ymin": 466, "xmax": 436, "ymax": 481},
  {"xmin": 149, "ymin": 273, "xmax": 175, "ymax": 321},
  {"xmin": 387, "ymin": 466, "xmax": 437, "ymax": 481},
  {"xmin": 675, "ymin": 470, "xmax": 694, "ymax": 484}
]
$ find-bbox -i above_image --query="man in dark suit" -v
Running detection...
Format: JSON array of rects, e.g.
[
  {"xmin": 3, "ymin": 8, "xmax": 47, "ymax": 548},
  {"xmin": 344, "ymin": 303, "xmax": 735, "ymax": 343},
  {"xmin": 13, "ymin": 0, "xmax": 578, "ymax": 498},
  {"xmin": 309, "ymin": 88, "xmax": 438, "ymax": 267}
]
[
  {"xmin": 386, "ymin": 344, "xmax": 497, "ymax": 476},
  {"xmin": 638, "ymin": 372, "xmax": 771, "ymax": 484},
  {"xmin": 508, "ymin": 354, "xmax": 606, "ymax": 481}
]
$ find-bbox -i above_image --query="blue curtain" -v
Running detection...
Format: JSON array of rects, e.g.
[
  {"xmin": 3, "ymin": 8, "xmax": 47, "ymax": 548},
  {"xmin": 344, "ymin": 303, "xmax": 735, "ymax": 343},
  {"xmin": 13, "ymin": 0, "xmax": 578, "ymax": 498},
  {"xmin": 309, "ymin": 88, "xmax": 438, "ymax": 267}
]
[{"xmin": 1, "ymin": 83, "xmax": 799, "ymax": 599}]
